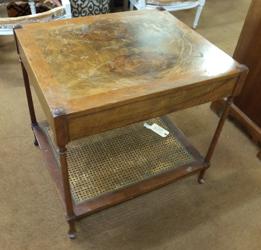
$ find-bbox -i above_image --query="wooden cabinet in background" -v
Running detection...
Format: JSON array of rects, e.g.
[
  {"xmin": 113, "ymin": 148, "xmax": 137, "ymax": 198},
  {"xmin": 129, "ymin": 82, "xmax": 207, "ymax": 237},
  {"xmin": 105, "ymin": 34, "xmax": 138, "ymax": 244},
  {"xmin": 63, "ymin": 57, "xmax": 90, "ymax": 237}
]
[{"xmin": 211, "ymin": 0, "xmax": 261, "ymax": 159}]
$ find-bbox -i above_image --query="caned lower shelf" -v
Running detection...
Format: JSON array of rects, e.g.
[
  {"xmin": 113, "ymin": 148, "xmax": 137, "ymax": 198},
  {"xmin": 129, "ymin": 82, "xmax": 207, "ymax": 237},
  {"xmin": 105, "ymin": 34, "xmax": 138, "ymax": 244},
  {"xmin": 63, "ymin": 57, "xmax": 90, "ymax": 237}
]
[{"xmin": 33, "ymin": 116, "xmax": 207, "ymax": 218}]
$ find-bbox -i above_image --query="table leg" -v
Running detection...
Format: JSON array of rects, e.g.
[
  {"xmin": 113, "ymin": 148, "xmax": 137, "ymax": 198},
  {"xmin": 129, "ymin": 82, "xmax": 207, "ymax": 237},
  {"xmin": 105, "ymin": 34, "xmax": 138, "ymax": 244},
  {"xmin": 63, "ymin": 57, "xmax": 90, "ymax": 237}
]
[
  {"xmin": 20, "ymin": 59, "xmax": 76, "ymax": 237},
  {"xmin": 21, "ymin": 62, "xmax": 39, "ymax": 146},
  {"xmin": 198, "ymin": 96, "xmax": 233, "ymax": 183},
  {"xmin": 58, "ymin": 146, "xmax": 77, "ymax": 239},
  {"xmin": 14, "ymin": 27, "xmax": 39, "ymax": 146},
  {"xmin": 19, "ymin": 58, "xmax": 76, "ymax": 237}
]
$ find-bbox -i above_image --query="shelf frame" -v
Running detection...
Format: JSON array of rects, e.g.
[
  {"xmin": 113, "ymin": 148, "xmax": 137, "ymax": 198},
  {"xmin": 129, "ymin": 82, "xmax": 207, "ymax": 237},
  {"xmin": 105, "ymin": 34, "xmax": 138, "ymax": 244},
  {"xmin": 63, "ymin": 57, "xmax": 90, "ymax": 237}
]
[{"xmin": 33, "ymin": 117, "xmax": 208, "ymax": 219}]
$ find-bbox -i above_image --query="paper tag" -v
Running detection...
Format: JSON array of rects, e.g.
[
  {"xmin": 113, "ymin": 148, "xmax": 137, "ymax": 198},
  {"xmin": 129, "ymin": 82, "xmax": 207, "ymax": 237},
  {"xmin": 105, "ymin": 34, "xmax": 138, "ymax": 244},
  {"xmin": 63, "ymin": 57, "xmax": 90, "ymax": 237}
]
[{"xmin": 144, "ymin": 122, "xmax": 169, "ymax": 137}]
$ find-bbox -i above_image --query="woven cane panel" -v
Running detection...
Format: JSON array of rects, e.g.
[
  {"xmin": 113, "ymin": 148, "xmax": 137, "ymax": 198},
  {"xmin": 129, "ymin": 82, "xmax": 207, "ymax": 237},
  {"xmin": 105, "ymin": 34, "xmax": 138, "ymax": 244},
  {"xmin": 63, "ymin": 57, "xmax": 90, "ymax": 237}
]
[{"xmin": 46, "ymin": 118, "xmax": 195, "ymax": 204}]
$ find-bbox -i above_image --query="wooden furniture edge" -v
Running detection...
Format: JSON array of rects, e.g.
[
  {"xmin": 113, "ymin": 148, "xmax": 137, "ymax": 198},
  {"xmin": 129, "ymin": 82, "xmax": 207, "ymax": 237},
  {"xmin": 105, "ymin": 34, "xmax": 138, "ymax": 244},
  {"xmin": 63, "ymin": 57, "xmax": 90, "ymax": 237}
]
[
  {"xmin": 210, "ymin": 100, "xmax": 261, "ymax": 159},
  {"xmin": 65, "ymin": 73, "xmax": 241, "ymax": 117},
  {"xmin": 74, "ymin": 162, "xmax": 205, "ymax": 218},
  {"xmin": 67, "ymin": 77, "xmax": 238, "ymax": 140},
  {"xmin": 33, "ymin": 117, "xmax": 207, "ymax": 219},
  {"xmin": 14, "ymin": 27, "xmax": 68, "ymax": 145}
]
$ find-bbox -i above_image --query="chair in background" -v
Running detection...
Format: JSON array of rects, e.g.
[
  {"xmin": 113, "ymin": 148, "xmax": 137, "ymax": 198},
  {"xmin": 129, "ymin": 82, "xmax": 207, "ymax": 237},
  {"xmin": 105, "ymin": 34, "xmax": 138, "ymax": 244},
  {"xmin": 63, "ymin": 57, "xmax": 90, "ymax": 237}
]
[
  {"xmin": 129, "ymin": 0, "xmax": 206, "ymax": 29},
  {"xmin": 0, "ymin": 0, "xmax": 71, "ymax": 36}
]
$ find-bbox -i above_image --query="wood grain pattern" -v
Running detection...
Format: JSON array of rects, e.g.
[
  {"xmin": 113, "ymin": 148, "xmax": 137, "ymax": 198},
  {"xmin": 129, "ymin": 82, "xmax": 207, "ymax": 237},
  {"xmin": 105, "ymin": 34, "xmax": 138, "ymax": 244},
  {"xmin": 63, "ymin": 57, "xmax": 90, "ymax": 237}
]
[
  {"xmin": 68, "ymin": 77, "xmax": 237, "ymax": 139},
  {"xmin": 15, "ymin": 10, "xmax": 247, "ymax": 141},
  {"xmin": 16, "ymin": 10, "xmax": 243, "ymax": 114}
]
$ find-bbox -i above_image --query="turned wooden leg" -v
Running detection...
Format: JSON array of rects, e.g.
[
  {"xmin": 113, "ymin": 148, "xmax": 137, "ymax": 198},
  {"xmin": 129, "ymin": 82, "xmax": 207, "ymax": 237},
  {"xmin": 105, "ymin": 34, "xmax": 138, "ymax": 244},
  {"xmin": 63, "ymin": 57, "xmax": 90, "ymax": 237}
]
[
  {"xmin": 58, "ymin": 146, "xmax": 77, "ymax": 239},
  {"xmin": 14, "ymin": 28, "xmax": 39, "ymax": 146},
  {"xmin": 67, "ymin": 219, "xmax": 77, "ymax": 239},
  {"xmin": 21, "ymin": 62, "xmax": 39, "ymax": 146},
  {"xmin": 198, "ymin": 97, "xmax": 233, "ymax": 183}
]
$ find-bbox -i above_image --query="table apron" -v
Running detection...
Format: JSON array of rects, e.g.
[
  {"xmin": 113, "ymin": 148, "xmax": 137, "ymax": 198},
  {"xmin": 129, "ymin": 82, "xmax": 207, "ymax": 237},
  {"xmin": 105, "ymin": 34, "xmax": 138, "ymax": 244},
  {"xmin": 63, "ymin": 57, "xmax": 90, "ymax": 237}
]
[{"xmin": 68, "ymin": 77, "xmax": 237, "ymax": 140}]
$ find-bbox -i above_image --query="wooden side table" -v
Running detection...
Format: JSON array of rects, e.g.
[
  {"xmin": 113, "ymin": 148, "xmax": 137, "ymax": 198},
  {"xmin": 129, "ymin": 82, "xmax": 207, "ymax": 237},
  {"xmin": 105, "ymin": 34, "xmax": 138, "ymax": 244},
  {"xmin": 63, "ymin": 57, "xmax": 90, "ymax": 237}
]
[{"xmin": 14, "ymin": 10, "xmax": 247, "ymax": 238}]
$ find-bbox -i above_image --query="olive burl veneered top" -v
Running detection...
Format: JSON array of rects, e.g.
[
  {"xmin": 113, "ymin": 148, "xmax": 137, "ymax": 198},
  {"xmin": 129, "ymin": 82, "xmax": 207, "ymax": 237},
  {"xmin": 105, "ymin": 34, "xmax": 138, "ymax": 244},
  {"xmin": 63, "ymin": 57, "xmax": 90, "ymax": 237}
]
[{"xmin": 15, "ymin": 10, "xmax": 242, "ymax": 116}]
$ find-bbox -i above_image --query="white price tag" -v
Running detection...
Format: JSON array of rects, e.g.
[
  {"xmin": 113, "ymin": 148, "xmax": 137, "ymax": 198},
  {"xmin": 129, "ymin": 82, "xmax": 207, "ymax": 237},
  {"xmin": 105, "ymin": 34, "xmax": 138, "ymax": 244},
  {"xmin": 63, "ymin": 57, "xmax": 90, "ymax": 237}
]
[{"xmin": 144, "ymin": 122, "xmax": 169, "ymax": 137}]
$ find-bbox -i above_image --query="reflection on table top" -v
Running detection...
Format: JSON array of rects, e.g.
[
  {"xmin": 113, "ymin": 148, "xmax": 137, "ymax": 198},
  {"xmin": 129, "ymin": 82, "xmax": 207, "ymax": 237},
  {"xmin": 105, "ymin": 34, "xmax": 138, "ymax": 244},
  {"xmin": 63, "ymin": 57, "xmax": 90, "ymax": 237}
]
[{"xmin": 16, "ymin": 10, "xmax": 242, "ymax": 115}]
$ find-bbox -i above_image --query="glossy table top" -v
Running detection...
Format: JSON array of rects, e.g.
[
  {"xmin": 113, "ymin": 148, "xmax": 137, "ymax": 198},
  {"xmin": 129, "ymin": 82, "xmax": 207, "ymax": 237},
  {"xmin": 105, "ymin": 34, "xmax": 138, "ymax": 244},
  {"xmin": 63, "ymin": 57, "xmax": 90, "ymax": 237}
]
[{"xmin": 16, "ymin": 10, "xmax": 242, "ymax": 116}]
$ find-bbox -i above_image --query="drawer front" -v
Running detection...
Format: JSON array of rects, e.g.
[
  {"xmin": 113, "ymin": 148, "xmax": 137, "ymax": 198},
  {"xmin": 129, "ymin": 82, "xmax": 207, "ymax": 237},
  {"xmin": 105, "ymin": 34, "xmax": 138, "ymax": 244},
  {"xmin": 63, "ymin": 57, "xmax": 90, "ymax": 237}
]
[{"xmin": 68, "ymin": 77, "xmax": 237, "ymax": 140}]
